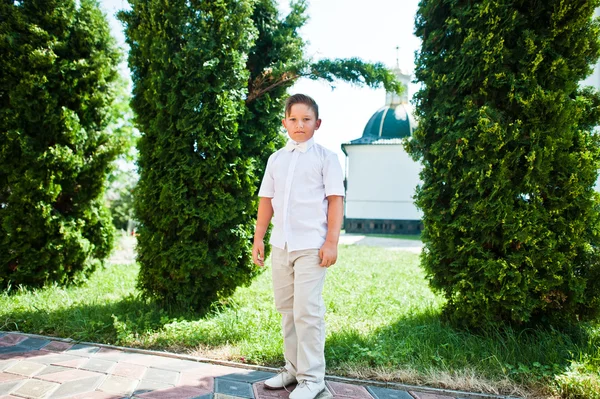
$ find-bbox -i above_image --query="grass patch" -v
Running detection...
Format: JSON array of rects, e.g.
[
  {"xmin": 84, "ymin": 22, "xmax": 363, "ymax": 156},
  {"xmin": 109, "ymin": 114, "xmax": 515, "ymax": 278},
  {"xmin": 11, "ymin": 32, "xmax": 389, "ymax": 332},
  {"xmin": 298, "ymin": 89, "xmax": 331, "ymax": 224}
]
[{"xmin": 1, "ymin": 244, "xmax": 599, "ymax": 398}]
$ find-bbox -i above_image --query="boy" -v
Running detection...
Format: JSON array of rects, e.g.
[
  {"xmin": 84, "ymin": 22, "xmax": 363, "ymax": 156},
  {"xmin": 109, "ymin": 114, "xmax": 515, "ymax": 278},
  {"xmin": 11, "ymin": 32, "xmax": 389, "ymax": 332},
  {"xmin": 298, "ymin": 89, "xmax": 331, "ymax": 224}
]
[{"xmin": 252, "ymin": 94, "xmax": 344, "ymax": 399}]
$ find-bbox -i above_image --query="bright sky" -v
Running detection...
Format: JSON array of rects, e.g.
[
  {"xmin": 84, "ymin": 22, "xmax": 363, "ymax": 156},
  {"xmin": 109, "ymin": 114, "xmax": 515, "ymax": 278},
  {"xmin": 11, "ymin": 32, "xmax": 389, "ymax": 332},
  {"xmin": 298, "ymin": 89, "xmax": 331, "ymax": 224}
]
[{"xmin": 99, "ymin": 0, "xmax": 422, "ymax": 172}]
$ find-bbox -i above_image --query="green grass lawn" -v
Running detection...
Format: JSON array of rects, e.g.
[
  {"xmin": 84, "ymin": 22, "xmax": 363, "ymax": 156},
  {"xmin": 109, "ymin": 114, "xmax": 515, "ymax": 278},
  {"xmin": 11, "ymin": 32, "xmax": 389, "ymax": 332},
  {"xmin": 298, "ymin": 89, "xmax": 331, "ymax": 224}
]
[{"xmin": 2, "ymin": 245, "xmax": 599, "ymax": 398}]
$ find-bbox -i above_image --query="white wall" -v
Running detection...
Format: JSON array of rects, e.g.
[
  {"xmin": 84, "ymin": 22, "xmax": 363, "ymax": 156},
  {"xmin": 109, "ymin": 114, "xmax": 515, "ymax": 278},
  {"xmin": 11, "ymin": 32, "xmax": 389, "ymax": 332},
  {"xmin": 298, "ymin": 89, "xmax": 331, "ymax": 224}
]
[
  {"xmin": 591, "ymin": 8, "xmax": 600, "ymax": 191},
  {"xmin": 344, "ymin": 144, "xmax": 422, "ymax": 220}
]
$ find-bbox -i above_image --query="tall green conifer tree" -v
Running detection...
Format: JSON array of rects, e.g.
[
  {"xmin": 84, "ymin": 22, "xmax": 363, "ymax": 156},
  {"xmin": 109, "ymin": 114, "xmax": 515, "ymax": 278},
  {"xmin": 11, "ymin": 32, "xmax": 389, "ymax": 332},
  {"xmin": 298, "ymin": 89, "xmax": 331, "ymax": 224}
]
[
  {"xmin": 0, "ymin": 0, "xmax": 122, "ymax": 288},
  {"xmin": 408, "ymin": 0, "xmax": 600, "ymax": 328},
  {"xmin": 121, "ymin": 0, "xmax": 401, "ymax": 309}
]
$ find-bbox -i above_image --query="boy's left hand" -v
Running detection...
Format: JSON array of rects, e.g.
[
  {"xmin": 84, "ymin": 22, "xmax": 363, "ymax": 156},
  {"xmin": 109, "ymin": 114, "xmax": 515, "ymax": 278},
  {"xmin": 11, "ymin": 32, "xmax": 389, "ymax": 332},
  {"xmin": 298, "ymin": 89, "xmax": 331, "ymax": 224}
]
[{"xmin": 319, "ymin": 241, "xmax": 338, "ymax": 268}]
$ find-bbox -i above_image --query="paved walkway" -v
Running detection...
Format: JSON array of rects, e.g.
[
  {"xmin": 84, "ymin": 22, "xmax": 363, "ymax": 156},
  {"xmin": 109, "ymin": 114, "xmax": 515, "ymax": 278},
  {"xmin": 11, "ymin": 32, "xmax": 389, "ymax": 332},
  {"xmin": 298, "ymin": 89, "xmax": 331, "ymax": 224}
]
[{"xmin": 0, "ymin": 332, "xmax": 517, "ymax": 399}]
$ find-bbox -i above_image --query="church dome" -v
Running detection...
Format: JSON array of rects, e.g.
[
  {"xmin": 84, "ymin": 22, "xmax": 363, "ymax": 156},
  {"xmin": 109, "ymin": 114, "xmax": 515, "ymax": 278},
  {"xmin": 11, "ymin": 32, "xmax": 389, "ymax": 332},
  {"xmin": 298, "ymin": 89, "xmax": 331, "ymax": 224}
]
[
  {"xmin": 341, "ymin": 66, "xmax": 417, "ymax": 153},
  {"xmin": 362, "ymin": 103, "xmax": 415, "ymax": 140}
]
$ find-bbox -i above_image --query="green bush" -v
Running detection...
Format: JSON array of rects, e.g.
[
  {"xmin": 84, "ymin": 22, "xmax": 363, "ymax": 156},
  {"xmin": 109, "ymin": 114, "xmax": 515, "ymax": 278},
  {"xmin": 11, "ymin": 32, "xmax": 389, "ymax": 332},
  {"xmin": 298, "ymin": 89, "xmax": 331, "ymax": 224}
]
[
  {"xmin": 0, "ymin": 0, "xmax": 122, "ymax": 288},
  {"xmin": 120, "ymin": 0, "xmax": 261, "ymax": 309},
  {"xmin": 407, "ymin": 0, "xmax": 600, "ymax": 328}
]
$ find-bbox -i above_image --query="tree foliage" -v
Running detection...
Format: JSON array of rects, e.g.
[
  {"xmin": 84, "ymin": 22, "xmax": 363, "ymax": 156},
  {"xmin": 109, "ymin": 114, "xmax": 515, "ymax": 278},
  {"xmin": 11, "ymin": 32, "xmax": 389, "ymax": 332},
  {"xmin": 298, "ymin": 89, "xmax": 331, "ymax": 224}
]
[
  {"xmin": 407, "ymin": 0, "xmax": 600, "ymax": 328},
  {"xmin": 105, "ymin": 75, "xmax": 139, "ymax": 232},
  {"xmin": 0, "ymin": 0, "xmax": 123, "ymax": 288},
  {"xmin": 120, "ymin": 0, "xmax": 401, "ymax": 309}
]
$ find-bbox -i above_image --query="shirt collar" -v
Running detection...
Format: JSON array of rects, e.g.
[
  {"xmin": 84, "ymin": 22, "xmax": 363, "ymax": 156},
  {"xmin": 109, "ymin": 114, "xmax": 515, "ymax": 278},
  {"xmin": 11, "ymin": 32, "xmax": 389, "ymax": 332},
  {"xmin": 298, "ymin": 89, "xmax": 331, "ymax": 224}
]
[{"xmin": 284, "ymin": 137, "xmax": 314, "ymax": 153}]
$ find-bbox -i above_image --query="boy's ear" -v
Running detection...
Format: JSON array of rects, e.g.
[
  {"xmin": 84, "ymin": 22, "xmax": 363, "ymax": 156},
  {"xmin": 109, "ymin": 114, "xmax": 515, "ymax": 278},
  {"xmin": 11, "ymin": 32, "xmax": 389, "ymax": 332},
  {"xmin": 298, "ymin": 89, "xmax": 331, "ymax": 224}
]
[{"xmin": 315, "ymin": 119, "xmax": 322, "ymax": 129}]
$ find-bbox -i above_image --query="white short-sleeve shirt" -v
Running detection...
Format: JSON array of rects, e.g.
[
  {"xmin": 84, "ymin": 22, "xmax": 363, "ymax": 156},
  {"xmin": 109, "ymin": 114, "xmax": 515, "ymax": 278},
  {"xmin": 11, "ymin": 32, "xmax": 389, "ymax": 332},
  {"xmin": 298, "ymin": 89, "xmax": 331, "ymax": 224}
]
[{"xmin": 258, "ymin": 137, "xmax": 345, "ymax": 251}]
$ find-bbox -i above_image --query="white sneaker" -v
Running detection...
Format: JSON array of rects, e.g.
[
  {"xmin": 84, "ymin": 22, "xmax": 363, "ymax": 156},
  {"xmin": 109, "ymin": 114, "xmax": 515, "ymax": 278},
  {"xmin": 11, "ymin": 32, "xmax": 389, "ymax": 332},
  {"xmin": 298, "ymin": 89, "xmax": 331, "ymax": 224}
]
[
  {"xmin": 264, "ymin": 369, "xmax": 297, "ymax": 390},
  {"xmin": 289, "ymin": 380, "xmax": 326, "ymax": 399}
]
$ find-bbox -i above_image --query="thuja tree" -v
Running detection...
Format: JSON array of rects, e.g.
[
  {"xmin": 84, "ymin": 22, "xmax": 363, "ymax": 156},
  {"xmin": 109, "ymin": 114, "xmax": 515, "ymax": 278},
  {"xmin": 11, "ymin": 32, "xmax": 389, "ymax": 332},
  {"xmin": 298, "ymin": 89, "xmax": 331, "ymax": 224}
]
[
  {"xmin": 0, "ymin": 0, "xmax": 122, "ymax": 288},
  {"xmin": 120, "ymin": 0, "xmax": 401, "ymax": 309},
  {"xmin": 407, "ymin": 0, "xmax": 600, "ymax": 328}
]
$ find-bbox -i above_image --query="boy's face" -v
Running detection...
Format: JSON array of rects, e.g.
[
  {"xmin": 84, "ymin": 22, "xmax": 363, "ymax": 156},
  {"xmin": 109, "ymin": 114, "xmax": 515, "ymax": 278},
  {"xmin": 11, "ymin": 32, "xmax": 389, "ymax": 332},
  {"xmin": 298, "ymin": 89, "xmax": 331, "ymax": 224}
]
[{"xmin": 282, "ymin": 103, "xmax": 321, "ymax": 143}]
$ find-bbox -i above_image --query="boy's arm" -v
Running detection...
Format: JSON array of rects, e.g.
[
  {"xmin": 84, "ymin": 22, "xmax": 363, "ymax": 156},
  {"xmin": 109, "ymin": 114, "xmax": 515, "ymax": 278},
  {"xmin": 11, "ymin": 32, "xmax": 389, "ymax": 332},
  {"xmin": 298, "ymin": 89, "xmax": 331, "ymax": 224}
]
[
  {"xmin": 319, "ymin": 195, "xmax": 344, "ymax": 267},
  {"xmin": 253, "ymin": 197, "xmax": 274, "ymax": 267}
]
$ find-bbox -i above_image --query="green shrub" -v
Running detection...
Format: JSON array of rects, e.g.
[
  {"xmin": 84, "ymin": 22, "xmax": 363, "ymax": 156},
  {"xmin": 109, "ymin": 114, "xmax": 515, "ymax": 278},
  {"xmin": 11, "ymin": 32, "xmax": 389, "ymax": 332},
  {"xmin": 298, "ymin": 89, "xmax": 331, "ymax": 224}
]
[
  {"xmin": 407, "ymin": 0, "xmax": 600, "ymax": 328},
  {"xmin": 120, "ymin": 0, "xmax": 261, "ymax": 309},
  {"xmin": 0, "ymin": 0, "xmax": 122, "ymax": 288}
]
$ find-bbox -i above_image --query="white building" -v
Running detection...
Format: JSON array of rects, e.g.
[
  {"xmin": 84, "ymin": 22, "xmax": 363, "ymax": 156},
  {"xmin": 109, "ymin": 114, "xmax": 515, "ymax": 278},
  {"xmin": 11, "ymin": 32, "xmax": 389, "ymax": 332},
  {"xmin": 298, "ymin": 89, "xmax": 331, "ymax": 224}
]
[{"xmin": 341, "ymin": 69, "xmax": 422, "ymax": 235}]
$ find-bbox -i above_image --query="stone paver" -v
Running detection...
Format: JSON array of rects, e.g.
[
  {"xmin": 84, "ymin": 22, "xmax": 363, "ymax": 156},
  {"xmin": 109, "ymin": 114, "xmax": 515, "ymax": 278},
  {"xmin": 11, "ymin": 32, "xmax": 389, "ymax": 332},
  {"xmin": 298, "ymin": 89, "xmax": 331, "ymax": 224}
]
[
  {"xmin": 52, "ymin": 357, "xmax": 89, "ymax": 369},
  {"xmin": 48, "ymin": 375, "xmax": 105, "ymax": 399},
  {"xmin": 112, "ymin": 362, "xmax": 147, "ymax": 379},
  {"xmin": 18, "ymin": 338, "xmax": 50, "ymax": 350},
  {"xmin": 409, "ymin": 392, "xmax": 455, "ymax": 399},
  {"xmin": 93, "ymin": 348, "xmax": 129, "ymax": 361},
  {"xmin": 215, "ymin": 378, "xmax": 254, "ymax": 398},
  {"xmin": 135, "ymin": 379, "xmax": 174, "ymax": 395},
  {"xmin": 252, "ymin": 381, "xmax": 293, "ymax": 399},
  {"xmin": 158, "ymin": 359, "xmax": 214, "ymax": 373},
  {"xmin": 0, "ymin": 380, "xmax": 26, "ymax": 396},
  {"xmin": 120, "ymin": 354, "xmax": 174, "ymax": 368},
  {"xmin": 182, "ymin": 364, "xmax": 243, "ymax": 378},
  {"xmin": 219, "ymin": 370, "xmax": 275, "ymax": 384},
  {"xmin": 32, "ymin": 353, "xmax": 82, "ymax": 366},
  {"xmin": 97, "ymin": 375, "xmax": 137, "ymax": 396},
  {"xmin": 35, "ymin": 365, "xmax": 70, "ymax": 376},
  {"xmin": 0, "ymin": 346, "xmax": 29, "ymax": 356},
  {"xmin": 0, "ymin": 360, "xmax": 18, "ymax": 372},
  {"xmin": 42, "ymin": 342, "xmax": 73, "ymax": 352},
  {"xmin": 178, "ymin": 372, "xmax": 214, "ymax": 391},
  {"xmin": 12, "ymin": 379, "xmax": 58, "ymax": 398},
  {"xmin": 136, "ymin": 385, "xmax": 212, "ymax": 399},
  {"xmin": 143, "ymin": 367, "xmax": 180, "ymax": 385},
  {"xmin": 367, "ymin": 386, "xmax": 413, "ymax": 399},
  {"xmin": 37, "ymin": 368, "xmax": 102, "ymax": 383},
  {"xmin": 66, "ymin": 344, "xmax": 100, "ymax": 357},
  {"xmin": 80, "ymin": 358, "xmax": 116, "ymax": 373},
  {"xmin": 0, "ymin": 335, "xmax": 27, "ymax": 347},
  {"xmin": 57, "ymin": 392, "xmax": 122, "ymax": 399},
  {"xmin": 4, "ymin": 360, "xmax": 46, "ymax": 377},
  {"xmin": 327, "ymin": 382, "xmax": 372, "ymax": 399}
]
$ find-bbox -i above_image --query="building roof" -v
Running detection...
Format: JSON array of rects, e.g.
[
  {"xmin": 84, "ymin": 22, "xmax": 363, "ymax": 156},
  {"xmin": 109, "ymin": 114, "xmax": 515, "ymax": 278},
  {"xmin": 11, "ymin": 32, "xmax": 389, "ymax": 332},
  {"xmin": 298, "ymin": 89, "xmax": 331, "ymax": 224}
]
[{"xmin": 341, "ymin": 103, "xmax": 416, "ymax": 153}]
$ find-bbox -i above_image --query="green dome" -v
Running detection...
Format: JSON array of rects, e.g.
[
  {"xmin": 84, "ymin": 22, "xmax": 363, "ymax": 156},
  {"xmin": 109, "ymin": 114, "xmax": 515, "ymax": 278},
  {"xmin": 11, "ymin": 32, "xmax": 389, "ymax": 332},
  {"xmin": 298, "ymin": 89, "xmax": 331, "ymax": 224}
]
[{"xmin": 362, "ymin": 103, "xmax": 415, "ymax": 139}]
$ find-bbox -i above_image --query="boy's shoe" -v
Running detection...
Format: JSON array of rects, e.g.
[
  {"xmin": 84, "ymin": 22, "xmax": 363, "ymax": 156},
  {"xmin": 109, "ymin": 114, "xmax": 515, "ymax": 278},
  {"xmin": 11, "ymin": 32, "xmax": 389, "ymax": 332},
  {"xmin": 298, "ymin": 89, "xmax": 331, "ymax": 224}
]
[
  {"xmin": 264, "ymin": 370, "xmax": 297, "ymax": 390},
  {"xmin": 289, "ymin": 380, "xmax": 326, "ymax": 399}
]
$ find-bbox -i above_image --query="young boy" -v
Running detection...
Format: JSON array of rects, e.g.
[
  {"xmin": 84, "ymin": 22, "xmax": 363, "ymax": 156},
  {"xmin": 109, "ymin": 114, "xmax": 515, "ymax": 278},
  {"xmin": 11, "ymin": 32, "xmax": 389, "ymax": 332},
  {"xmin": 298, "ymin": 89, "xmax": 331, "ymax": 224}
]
[{"xmin": 252, "ymin": 94, "xmax": 344, "ymax": 399}]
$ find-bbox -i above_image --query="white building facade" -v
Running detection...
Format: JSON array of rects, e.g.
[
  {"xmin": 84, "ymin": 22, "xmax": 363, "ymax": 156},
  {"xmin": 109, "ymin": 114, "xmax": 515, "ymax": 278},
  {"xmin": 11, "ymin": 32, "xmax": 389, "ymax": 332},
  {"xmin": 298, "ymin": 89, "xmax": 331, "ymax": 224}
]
[{"xmin": 341, "ymin": 69, "xmax": 423, "ymax": 235}]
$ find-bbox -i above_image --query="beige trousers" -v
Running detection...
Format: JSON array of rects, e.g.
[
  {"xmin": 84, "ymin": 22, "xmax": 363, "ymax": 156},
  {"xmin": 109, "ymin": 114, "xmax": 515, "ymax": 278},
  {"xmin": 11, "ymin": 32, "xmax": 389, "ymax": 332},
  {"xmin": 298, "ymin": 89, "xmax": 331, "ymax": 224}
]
[{"xmin": 271, "ymin": 245, "xmax": 327, "ymax": 383}]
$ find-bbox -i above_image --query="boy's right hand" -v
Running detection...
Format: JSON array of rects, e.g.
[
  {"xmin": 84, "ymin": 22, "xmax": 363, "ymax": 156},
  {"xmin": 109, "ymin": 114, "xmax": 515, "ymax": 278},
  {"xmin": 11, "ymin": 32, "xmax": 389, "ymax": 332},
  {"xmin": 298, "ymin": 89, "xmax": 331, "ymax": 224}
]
[{"xmin": 252, "ymin": 239, "xmax": 265, "ymax": 267}]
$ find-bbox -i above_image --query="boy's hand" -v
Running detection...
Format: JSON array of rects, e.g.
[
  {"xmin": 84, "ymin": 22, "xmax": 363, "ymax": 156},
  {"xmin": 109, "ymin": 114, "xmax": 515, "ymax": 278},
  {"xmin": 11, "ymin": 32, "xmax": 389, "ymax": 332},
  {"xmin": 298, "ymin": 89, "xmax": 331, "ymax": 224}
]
[
  {"xmin": 252, "ymin": 239, "xmax": 265, "ymax": 267},
  {"xmin": 319, "ymin": 241, "xmax": 338, "ymax": 268}
]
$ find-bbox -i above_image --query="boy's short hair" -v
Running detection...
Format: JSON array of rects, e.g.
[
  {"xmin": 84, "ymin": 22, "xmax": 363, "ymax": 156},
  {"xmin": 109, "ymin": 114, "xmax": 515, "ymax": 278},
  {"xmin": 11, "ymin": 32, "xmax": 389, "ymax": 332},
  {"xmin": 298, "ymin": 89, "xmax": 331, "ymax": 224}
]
[{"xmin": 285, "ymin": 93, "xmax": 319, "ymax": 120}]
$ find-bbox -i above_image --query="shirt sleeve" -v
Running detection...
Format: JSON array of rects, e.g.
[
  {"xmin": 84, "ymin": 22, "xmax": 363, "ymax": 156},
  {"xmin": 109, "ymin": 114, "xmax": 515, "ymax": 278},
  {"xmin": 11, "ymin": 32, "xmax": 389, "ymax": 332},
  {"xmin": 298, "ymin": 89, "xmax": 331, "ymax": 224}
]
[
  {"xmin": 258, "ymin": 153, "xmax": 275, "ymax": 198},
  {"xmin": 323, "ymin": 153, "xmax": 345, "ymax": 197}
]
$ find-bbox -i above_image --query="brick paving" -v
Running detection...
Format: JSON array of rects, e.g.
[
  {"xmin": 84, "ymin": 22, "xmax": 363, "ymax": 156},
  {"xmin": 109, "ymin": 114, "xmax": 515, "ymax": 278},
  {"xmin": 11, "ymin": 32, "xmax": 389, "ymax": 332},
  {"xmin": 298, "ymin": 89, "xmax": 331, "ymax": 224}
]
[{"xmin": 0, "ymin": 332, "xmax": 516, "ymax": 399}]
